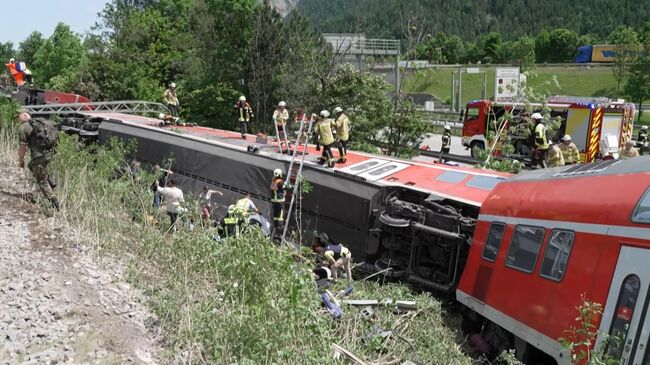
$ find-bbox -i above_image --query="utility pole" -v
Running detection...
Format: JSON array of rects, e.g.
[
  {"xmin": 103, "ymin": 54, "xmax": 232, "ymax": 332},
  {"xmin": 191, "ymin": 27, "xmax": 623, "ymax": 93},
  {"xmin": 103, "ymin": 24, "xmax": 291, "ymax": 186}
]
[
  {"xmin": 395, "ymin": 54, "xmax": 401, "ymax": 94},
  {"xmin": 450, "ymin": 73, "xmax": 456, "ymax": 112},
  {"xmin": 482, "ymin": 72, "xmax": 487, "ymax": 100},
  {"xmin": 457, "ymin": 64, "xmax": 462, "ymax": 112}
]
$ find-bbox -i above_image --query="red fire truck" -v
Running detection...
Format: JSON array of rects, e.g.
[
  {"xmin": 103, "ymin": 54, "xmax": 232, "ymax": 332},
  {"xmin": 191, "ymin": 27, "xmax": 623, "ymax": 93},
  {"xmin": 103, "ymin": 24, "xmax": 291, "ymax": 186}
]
[
  {"xmin": 461, "ymin": 97, "xmax": 635, "ymax": 162},
  {"xmin": 458, "ymin": 159, "xmax": 650, "ymax": 364}
]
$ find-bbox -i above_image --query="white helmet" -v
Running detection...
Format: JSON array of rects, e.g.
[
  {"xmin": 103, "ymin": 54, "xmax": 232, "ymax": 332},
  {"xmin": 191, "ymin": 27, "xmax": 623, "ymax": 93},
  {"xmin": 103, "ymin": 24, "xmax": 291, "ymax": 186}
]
[
  {"xmin": 562, "ymin": 134, "xmax": 572, "ymax": 142},
  {"xmin": 227, "ymin": 205, "xmax": 236, "ymax": 214},
  {"xmin": 444, "ymin": 125, "xmax": 451, "ymax": 131},
  {"xmin": 9, "ymin": 58, "xmax": 15, "ymax": 63},
  {"xmin": 158, "ymin": 113, "xmax": 166, "ymax": 120},
  {"xmin": 320, "ymin": 110, "xmax": 330, "ymax": 118},
  {"xmin": 170, "ymin": 82, "xmax": 176, "ymax": 88},
  {"xmin": 531, "ymin": 112, "xmax": 543, "ymax": 120},
  {"xmin": 333, "ymin": 107, "xmax": 343, "ymax": 114},
  {"xmin": 278, "ymin": 101, "xmax": 286, "ymax": 108},
  {"xmin": 273, "ymin": 168, "xmax": 283, "ymax": 177},
  {"xmin": 643, "ymin": 126, "xmax": 648, "ymax": 130},
  {"xmin": 239, "ymin": 95, "xmax": 246, "ymax": 102}
]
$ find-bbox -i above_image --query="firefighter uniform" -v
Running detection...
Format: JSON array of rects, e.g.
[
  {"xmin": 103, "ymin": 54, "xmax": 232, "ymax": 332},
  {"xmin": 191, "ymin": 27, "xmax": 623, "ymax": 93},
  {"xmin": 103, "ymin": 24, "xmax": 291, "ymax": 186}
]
[
  {"xmin": 334, "ymin": 112, "xmax": 350, "ymax": 163},
  {"xmin": 620, "ymin": 143, "xmax": 640, "ymax": 159},
  {"xmin": 637, "ymin": 128, "xmax": 648, "ymax": 155},
  {"xmin": 560, "ymin": 142, "xmax": 580, "ymax": 164},
  {"xmin": 316, "ymin": 112, "xmax": 336, "ymax": 168},
  {"xmin": 270, "ymin": 170, "xmax": 286, "ymax": 231},
  {"xmin": 163, "ymin": 83, "xmax": 179, "ymax": 117},
  {"xmin": 234, "ymin": 195, "xmax": 257, "ymax": 219},
  {"xmin": 273, "ymin": 104, "xmax": 290, "ymax": 150},
  {"xmin": 234, "ymin": 97, "xmax": 254, "ymax": 139},
  {"xmin": 533, "ymin": 120, "xmax": 549, "ymax": 168},
  {"xmin": 548, "ymin": 144, "xmax": 565, "ymax": 168},
  {"xmin": 219, "ymin": 206, "xmax": 241, "ymax": 238},
  {"xmin": 440, "ymin": 126, "xmax": 451, "ymax": 162}
]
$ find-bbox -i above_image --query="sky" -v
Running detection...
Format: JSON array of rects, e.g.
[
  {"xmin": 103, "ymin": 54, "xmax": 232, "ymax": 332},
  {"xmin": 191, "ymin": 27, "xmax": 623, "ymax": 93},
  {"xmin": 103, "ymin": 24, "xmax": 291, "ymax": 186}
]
[{"xmin": 0, "ymin": 0, "xmax": 109, "ymax": 45}]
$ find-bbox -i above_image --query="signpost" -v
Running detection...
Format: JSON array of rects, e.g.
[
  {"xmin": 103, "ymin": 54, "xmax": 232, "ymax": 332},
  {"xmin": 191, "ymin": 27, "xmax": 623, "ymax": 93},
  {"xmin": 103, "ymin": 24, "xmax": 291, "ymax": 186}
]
[{"xmin": 495, "ymin": 67, "xmax": 526, "ymax": 102}]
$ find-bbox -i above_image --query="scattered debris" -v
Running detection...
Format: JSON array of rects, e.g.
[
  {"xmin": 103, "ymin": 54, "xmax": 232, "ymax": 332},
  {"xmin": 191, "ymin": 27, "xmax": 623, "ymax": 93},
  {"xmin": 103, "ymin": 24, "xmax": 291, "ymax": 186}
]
[{"xmin": 333, "ymin": 343, "xmax": 370, "ymax": 365}]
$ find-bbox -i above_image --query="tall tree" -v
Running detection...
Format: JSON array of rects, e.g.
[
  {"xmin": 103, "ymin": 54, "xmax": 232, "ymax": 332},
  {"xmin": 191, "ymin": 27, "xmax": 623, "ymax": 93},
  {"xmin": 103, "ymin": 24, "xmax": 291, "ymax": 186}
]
[
  {"xmin": 18, "ymin": 32, "xmax": 45, "ymax": 67},
  {"xmin": 608, "ymin": 26, "xmax": 641, "ymax": 90},
  {"xmin": 546, "ymin": 28, "xmax": 579, "ymax": 62},
  {"xmin": 32, "ymin": 23, "xmax": 86, "ymax": 88},
  {"xmin": 624, "ymin": 55, "xmax": 650, "ymax": 122},
  {"xmin": 0, "ymin": 42, "xmax": 15, "ymax": 65}
]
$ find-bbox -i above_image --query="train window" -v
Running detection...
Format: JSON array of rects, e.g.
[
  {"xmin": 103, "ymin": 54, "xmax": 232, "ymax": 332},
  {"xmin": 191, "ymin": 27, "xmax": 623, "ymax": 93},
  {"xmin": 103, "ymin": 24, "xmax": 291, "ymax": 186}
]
[
  {"xmin": 466, "ymin": 175, "xmax": 505, "ymax": 190},
  {"xmin": 606, "ymin": 275, "xmax": 641, "ymax": 360},
  {"xmin": 539, "ymin": 230, "xmax": 574, "ymax": 281},
  {"xmin": 505, "ymin": 225, "xmax": 545, "ymax": 273},
  {"xmin": 436, "ymin": 171, "xmax": 469, "ymax": 184},
  {"xmin": 482, "ymin": 223, "xmax": 506, "ymax": 262},
  {"xmin": 368, "ymin": 165, "xmax": 397, "ymax": 176},
  {"xmin": 632, "ymin": 188, "xmax": 650, "ymax": 224},
  {"xmin": 350, "ymin": 161, "xmax": 381, "ymax": 172}
]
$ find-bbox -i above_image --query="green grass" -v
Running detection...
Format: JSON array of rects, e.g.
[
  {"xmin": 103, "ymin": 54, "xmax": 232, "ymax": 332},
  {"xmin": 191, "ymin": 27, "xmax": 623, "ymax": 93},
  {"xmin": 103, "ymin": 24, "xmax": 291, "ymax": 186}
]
[{"xmin": 404, "ymin": 65, "xmax": 624, "ymax": 105}]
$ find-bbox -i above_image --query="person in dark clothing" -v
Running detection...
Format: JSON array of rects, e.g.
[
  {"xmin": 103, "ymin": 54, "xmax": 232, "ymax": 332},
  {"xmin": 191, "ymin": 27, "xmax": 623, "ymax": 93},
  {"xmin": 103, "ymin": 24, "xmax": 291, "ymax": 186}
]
[{"xmin": 151, "ymin": 164, "xmax": 172, "ymax": 207}]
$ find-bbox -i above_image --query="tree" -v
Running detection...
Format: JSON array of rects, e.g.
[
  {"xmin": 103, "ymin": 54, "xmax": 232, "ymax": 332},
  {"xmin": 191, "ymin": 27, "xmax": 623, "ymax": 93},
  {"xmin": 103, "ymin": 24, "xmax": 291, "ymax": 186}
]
[
  {"xmin": 33, "ymin": 23, "xmax": 86, "ymax": 88},
  {"xmin": 18, "ymin": 32, "xmax": 45, "ymax": 67},
  {"xmin": 481, "ymin": 32, "xmax": 502, "ymax": 63},
  {"xmin": 512, "ymin": 36, "xmax": 536, "ymax": 72},
  {"xmin": 0, "ymin": 42, "xmax": 15, "ymax": 64},
  {"xmin": 608, "ymin": 26, "xmax": 640, "ymax": 90},
  {"xmin": 535, "ymin": 30, "xmax": 551, "ymax": 63},
  {"xmin": 624, "ymin": 55, "xmax": 650, "ymax": 122},
  {"xmin": 547, "ymin": 28, "xmax": 579, "ymax": 62}
]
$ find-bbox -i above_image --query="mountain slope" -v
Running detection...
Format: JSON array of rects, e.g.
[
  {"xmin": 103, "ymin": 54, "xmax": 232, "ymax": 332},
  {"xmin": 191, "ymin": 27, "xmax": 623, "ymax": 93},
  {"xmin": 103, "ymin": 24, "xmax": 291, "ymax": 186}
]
[{"xmin": 296, "ymin": 0, "xmax": 650, "ymax": 40}]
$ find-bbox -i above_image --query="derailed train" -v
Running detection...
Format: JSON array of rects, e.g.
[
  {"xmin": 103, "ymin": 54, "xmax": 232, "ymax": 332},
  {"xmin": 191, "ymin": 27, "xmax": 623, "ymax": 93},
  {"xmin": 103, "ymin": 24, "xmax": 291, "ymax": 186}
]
[{"xmin": 62, "ymin": 111, "xmax": 650, "ymax": 365}]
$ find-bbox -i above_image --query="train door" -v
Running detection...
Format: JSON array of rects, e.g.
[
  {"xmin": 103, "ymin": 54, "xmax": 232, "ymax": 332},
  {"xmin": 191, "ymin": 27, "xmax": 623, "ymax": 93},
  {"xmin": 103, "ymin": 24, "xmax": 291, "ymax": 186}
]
[{"xmin": 598, "ymin": 246, "xmax": 650, "ymax": 364}]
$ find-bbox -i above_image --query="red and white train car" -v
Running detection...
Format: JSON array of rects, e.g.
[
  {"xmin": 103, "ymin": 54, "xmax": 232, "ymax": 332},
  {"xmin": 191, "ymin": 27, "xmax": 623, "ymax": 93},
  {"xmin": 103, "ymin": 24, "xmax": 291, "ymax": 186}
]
[{"xmin": 458, "ymin": 158, "xmax": 650, "ymax": 364}]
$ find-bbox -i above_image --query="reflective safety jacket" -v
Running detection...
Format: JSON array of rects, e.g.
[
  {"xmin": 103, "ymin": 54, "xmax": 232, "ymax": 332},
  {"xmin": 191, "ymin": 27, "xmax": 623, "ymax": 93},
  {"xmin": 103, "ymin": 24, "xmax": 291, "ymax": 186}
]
[
  {"xmin": 559, "ymin": 142, "xmax": 580, "ymax": 164},
  {"xmin": 273, "ymin": 108, "xmax": 289, "ymax": 127},
  {"xmin": 235, "ymin": 197, "xmax": 255, "ymax": 216},
  {"xmin": 442, "ymin": 131, "xmax": 451, "ymax": 149},
  {"xmin": 163, "ymin": 88, "xmax": 179, "ymax": 106},
  {"xmin": 316, "ymin": 118, "xmax": 335, "ymax": 146},
  {"xmin": 270, "ymin": 177, "xmax": 285, "ymax": 203},
  {"xmin": 220, "ymin": 215, "xmax": 240, "ymax": 237},
  {"xmin": 234, "ymin": 101, "xmax": 254, "ymax": 122},
  {"xmin": 324, "ymin": 243, "xmax": 351, "ymax": 261},
  {"xmin": 548, "ymin": 144, "xmax": 565, "ymax": 167},
  {"xmin": 335, "ymin": 113, "xmax": 350, "ymax": 141},
  {"xmin": 534, "ymin": 123, "xmax": 549, "ymax": 150},
  {"xmin": 638, "ymin": 130, "xmax": 648, "ymax": 145}
]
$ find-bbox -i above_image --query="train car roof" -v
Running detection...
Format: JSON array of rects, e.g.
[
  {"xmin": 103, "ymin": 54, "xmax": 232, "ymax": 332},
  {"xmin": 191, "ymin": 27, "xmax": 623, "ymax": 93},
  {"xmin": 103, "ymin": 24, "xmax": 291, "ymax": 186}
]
[
  {"xmin": 480, "ymin": 157, "xmax": 650, "ymax": 231},
  {"xmin": 86, "ymin": 112, "xmax": 510, "ymax": 207}
]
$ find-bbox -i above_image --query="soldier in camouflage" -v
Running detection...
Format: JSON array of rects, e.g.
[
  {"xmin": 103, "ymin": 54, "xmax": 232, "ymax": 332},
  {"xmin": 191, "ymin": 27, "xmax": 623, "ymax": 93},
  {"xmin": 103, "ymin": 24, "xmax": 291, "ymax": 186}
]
[{"xmin": 17, "ymin": 112, "xmax": 59, "ymax": 210}]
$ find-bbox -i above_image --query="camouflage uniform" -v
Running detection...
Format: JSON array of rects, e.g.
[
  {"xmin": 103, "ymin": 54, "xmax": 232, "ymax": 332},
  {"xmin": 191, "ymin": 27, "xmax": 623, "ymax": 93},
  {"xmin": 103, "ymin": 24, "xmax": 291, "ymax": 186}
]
[{"xmin": 19, "ymin": 121, "xmax": 55, "ymax": 201}]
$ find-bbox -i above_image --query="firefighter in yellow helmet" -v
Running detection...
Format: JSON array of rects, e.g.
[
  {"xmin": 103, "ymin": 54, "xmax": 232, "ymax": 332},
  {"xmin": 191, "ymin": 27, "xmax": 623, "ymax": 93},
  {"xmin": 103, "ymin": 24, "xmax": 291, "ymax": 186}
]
[
  {"xmin": 333, "ymin": 107, "xmax": 350, "ymax": 163},
  {"xmin": 559, "ymin": 134, "xmax": 580, "ymax": 164},
  {"xmin": 315, "ymin": 110, "xmax": 336, "ymax": 168},
  {"xmin": 273, "ymin": 101, "xmax": 290, "ymax": 151}
]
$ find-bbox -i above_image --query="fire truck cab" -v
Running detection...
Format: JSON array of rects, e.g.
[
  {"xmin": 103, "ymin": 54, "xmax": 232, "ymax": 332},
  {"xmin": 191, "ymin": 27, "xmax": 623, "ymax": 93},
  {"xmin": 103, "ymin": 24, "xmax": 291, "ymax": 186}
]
[
  {"xmin": 461, "ymin": 97, "xmax": 635, "ymax": 163},
  {"xmin": 457, "ymin": 157, "xmax": 650, "ymax": 364}
]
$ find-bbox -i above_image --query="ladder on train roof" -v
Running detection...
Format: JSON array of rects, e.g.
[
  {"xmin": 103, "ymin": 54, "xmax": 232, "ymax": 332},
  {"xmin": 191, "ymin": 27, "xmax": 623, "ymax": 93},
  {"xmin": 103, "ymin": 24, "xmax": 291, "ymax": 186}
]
[
  {"xmin": 20, "ymin": 100, "xmax": 168, "ymax": 115},
  {"xmin": 281, "ymin": 114, "xmax": 315, "ymax": 245}
]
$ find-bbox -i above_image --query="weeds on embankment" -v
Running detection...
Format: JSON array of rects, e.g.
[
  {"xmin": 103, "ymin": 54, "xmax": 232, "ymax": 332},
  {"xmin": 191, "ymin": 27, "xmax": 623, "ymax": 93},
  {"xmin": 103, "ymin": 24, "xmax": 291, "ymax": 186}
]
[{"xmin": 0, "ymin": 99, "xmax": 471, "ymax": 364}]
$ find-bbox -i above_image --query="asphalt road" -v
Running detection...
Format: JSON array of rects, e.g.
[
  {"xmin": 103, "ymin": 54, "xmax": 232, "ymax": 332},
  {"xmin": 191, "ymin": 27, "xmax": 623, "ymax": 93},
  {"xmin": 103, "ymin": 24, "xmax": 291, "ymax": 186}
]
[{"xmin": 419, "ymin": 134, "xmax": 470, "ymax": 156}]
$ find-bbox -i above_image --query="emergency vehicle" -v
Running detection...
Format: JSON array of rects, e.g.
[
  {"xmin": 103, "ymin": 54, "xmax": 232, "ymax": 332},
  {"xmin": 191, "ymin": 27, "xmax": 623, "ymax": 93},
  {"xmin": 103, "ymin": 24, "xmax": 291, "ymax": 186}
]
[{"xmin": 461, "ymin": 96, "xmax": 635, "ymax": 162}]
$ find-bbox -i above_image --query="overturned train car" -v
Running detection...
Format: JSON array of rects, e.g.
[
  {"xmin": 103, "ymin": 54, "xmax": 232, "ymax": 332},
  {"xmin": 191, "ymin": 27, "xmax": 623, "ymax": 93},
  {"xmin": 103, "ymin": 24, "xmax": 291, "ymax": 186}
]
[{"xmin": 90, "ymin": 113, "xmax": 507, "ymax": 293}]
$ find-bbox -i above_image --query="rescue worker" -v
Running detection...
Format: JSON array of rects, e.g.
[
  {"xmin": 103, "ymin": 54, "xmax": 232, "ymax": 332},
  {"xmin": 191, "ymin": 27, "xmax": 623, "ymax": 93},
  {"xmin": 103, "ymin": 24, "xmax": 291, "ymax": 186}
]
[
  {"xmin": 620, "ymin": 140, "xmax": 640, "ymax": 159},
  {"xmin": 234, "ymin": 95, "xmax": 254, "ymax": 139},
  {"xmin": 163, "ymin": 82, "xmax": 179, "ymax": 118},
  {"xmin": 270, "ymin": 168, "xmax": 288, "ymax": 232},
  {"xmin": 5, "ymin": 58, "xmax": 24, "ymax": 86},
  {"xmin": 17, "ymin": 112, "xmax": 59, "ymax": 210},
  {"xmin": 559, "ymin": 134, "xmax": 580, "ymax": 164},
  {"xmin": 315, "ymin": 110, "xmax": 336, "ymax": 168},
  {"xmin": 273, "ymin": 101, "xmax": 290, "ymax": 151},
  {"xmin": 636, "ymin": 126, "xmax": 648, "ymax": 155},
  {"xmin": 234, "ymin": 193, "xmax": 259, "ymax": 219},
  {"xmin": 218, "ymin": 205, "xmax": 241, "ymax": 238},
  {"xmin": 547, "ymin": 142, "xmax": 565, "ymax": 168},
  {"xmin": 312, "ymin": 232, "xmax": 353, "ymax": 282},
  {"xmin": 333, "ymin": 107, "xmax": 350, "ymax": 163},
  {"xmin": 440, "ymin": 125, "xmax": 452, "ymax": 162},
  {"xmin": 532, "ymin": 113, "xmax": 549, "ymax": 168}
]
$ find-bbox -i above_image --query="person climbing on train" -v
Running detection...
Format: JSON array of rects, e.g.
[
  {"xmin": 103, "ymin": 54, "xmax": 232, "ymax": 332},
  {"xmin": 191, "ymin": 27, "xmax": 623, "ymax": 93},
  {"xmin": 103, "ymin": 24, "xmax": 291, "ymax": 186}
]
[
  {"xmin": 270, "ymin": 168, "xmax": 290, "ymax": 232},
  {"xmin": 532, "ymin": 113, "xmax": 549, "ymax": 169},
  {"xmin": 315, "ymin": 110, "xmax": 336, "ymax": 168},
  {"xmin": 311, "ymin": 232, "xmax": 353, "ymax": 282},
  {"xmin": 440, "ymin": 125, "xmax": 452, "ymax": 162},
  {"xmin": 234, "ymin": 95, "xmax": 254, "ymax": 139},
  {"xmin": 333, "ymin": 107, "xmax": 350, "ymax": 163},
  {"xmin": 547, "ymin": 142, "xmax": 565, "ymax": 168},
  {"xmin": 273, "ymin": 101, "xmax": 290, "ymax": 151},
  {"xmin": 559, "ymin": 134, "xmax": 580, "ymax": 164},
  {"xmin": 199, "ymin": 185, "xmax": 223, "ymax": 223}
]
